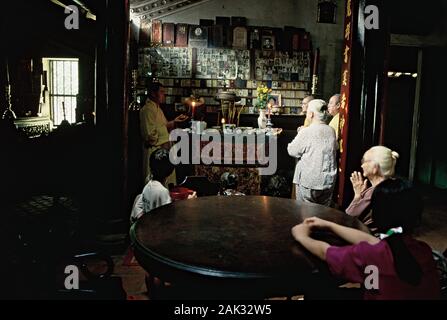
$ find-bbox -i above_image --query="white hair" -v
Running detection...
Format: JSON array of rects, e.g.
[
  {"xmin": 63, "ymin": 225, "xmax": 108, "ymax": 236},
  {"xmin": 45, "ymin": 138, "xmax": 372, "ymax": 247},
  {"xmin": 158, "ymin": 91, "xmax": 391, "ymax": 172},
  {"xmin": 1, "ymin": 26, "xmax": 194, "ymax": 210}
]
[
  {"xmin": 307, "ymin": 99, "xmax": 328, "ymax": 121},
  {"xmin": 368, "ymin": 146, "xmax": 400, "ymax": 178},
  {"xmin": 303, "ymin": 95, "xmax": 314, "ymax": 102}
]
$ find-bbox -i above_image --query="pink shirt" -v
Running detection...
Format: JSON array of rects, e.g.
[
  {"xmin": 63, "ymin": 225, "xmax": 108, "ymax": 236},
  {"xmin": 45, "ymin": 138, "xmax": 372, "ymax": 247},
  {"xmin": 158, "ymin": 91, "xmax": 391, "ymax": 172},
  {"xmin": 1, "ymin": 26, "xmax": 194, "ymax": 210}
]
[{"xmin": 326, "ymin": 237, "xmax": 440, "ymax": 300}]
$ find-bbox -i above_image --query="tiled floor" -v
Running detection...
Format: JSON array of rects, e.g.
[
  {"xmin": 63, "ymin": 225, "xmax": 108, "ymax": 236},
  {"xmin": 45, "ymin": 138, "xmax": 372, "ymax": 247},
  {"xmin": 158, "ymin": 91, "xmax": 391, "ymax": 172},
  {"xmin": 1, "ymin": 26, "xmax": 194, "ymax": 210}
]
[
  {"xmin": 414, "ymin": 187, "xmax": 447, "ymax": 252},
  {"xmin": 114, "ymin": 256, "xmax": 149, "ymax": 300}
]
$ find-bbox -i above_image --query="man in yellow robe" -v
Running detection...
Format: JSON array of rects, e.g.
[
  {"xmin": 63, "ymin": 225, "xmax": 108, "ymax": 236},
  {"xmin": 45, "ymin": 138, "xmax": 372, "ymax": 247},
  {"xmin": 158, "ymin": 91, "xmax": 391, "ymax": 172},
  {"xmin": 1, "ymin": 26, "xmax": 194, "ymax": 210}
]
[
  {"xmin": 140, "ymin": 83, "xmax": 188, "ymax": 187},
  {"xmin": 328, "ymin": 94, "xmax": 341, "ymax": 150}
]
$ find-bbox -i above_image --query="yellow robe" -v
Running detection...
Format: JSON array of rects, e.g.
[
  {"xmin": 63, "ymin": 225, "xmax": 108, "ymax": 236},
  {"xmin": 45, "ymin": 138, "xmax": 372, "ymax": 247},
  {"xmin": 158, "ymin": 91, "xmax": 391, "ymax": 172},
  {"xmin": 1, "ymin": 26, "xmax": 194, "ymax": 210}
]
[
  {"xmin": 329, "ymin": 113, "xmax": 340, "ymax": 150},
  {"xmin": 303, "ymin": 117, "xmax": 311, "ymax": 127},
  {"xmin": 140, "ymin": 100, "xmax": 176, "ymax": 186}
]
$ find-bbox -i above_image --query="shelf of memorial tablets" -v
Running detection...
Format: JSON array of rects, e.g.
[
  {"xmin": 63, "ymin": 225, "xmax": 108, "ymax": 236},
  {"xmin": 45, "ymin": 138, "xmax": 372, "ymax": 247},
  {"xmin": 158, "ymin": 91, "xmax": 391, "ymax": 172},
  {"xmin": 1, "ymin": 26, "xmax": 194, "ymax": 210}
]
[
  {"xmin": 165, "ymin": 94, "xmax": 305, "ymax": 100},
  {"xmin": 156, "ymin": 83, "xmax": 311, "ymax": 87},
  {"xmin": 169, "ymin": 102, "xmax": 301, "ymax": 108},
  {"xmin": 159, "ymin": 84, "xmax": 311, "ymax": 87},
  {"xmin": 155, "ymin": 78, "xmax": 311, "ymax": 83},
  {"xmin": 162, "ymin": 87, "xmax": 310, "ymax": 92},
  {"xmin": 204, "ymin": 111, "xmax": 304, "ymax": 116},
  {"xmin": 166, "ymin": 101, "xmax": 303, "ymax": 108},
  {"xmin": 164, "ymin": 94, "xmax": 265, "ymax": 98},
  {"xmin": 203, "ymin": 106, "xmax": 304, "ymax": 111},
  {"xmin": 138, "ymin": 45, "xmax": 312, "ymax": 50},
  {"xmin": 258, "ymin": 88, "xmax": 310, "ymax": 91}
]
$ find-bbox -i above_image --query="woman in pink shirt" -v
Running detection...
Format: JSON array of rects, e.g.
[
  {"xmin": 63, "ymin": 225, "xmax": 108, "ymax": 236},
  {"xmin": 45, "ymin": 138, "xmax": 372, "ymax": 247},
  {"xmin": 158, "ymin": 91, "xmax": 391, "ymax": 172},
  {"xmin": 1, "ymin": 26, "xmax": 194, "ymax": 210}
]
[{"xmin": 292, "ymin": 179, "xmax": 440, "ymax": 300}]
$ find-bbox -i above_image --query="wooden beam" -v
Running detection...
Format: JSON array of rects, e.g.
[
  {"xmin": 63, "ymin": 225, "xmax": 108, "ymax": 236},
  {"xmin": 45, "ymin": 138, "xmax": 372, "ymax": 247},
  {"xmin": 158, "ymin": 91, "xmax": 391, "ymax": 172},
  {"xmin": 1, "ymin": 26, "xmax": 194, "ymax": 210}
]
[
  {"xmin": 49, "ymin": 0, "xmax": 96, "ymax": 20},
  {"xmin": 131, "ymin": 0, "xmax": 213, "ymax": 20},
  {"xmin": 390, "ymin": 33, "xmax": 447, "ymax": 47}
]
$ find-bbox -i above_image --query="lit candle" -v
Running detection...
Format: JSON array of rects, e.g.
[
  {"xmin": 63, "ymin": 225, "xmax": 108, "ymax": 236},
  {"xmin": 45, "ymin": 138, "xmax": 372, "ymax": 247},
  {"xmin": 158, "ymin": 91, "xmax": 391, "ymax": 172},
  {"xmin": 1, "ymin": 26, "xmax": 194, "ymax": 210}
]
[
  {"xmin": 192, "ymin": 101, "xmax": 196, "ymax": 120},
  {"xmin": 267, "ymin": 103, "xmax": 272, "ymax": 118}
]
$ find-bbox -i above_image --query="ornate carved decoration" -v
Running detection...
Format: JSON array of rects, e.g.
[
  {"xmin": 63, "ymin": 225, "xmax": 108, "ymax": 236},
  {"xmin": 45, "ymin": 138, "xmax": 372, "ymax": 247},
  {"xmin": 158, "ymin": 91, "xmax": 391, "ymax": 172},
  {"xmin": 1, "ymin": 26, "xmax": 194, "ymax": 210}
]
[{"xmin": 130, "ymin": 0, "xmax": 210, "ymax": 20}]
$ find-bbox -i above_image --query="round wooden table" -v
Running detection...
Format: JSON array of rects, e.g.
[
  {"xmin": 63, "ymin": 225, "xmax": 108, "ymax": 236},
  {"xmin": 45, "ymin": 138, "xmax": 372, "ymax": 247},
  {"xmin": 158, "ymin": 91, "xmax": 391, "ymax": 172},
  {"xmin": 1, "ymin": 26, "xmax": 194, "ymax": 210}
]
[{"xmin": 130, "ymin": 196, "xmax": 369, "ymax": 299}]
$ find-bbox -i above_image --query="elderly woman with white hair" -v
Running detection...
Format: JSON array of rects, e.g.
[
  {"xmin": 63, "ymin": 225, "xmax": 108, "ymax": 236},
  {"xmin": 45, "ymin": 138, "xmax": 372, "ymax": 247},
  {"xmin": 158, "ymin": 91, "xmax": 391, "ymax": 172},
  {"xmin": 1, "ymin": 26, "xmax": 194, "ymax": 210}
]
[
  {"xmin": 346, "ymin": 146, "xmax": 400, "ymax": 219},
  {"xmin": 287, "ymin": 99, "xmax": 337, "ymax": 206}
]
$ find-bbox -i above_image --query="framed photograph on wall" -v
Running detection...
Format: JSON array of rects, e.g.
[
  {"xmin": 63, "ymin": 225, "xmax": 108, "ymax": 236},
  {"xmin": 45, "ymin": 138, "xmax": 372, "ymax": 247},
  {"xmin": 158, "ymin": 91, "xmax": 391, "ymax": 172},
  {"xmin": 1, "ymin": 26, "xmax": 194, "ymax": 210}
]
[
  {"xmin": 262, "ymin": 35, "xmax": 275, "ymax": 51},
  {"xmin": 189, "ymin": 25, "xmax": 208, "ymax": 48},
  {"xmin": 175, "ymin": 103, "xmax": 188, "ymax": 113},
  {"xmin": 233, "ymin": 26, "xmax": 248, "ymax": 49},
  {"xmin": 267, "ymin": 93, "xmax": 281, "ymax": 109}
]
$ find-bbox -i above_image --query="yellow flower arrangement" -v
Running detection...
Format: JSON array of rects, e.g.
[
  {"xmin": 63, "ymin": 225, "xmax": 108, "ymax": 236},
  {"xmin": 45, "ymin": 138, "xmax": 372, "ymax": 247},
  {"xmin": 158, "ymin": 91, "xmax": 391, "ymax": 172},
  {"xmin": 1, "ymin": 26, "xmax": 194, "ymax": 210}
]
[{"xmin": 256, "ymin": 84, "xmax": 272, "ymax": 111}]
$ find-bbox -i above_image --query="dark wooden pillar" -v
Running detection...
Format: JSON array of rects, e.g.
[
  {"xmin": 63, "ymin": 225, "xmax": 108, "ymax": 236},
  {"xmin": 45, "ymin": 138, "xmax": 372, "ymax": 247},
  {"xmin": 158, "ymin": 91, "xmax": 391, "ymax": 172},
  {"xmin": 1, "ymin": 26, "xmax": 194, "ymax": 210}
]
[
  {"xmin": 95, "ymin": 0, "xmax": 130, "ymax": 220},
  {"xmin": 126, "ymin": 20, "xmax": 143, "ymax": 207},
  {"xmin": 337, "ymin": 0, "xmax": 390, "ymax": 208}
]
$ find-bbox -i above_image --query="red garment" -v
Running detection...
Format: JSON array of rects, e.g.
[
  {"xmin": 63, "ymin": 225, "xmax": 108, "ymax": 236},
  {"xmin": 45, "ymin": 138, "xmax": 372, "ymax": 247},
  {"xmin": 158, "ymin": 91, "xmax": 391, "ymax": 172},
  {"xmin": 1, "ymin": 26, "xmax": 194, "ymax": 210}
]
[{"xmin": 326, "ymin": 236, "xmax": 440, "ymax": 300}]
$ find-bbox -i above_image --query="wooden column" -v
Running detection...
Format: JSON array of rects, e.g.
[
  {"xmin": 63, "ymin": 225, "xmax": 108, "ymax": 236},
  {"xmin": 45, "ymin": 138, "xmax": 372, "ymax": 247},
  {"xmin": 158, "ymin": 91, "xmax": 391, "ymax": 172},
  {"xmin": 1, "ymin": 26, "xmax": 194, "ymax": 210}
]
[
  {"xmin": 1, "ymin": 3, "xmax": 16, "ymax": 123},
  {"xmin": 95, "ymin": 0, "xmax": 130, "ymax": 220},
  {"xmin": 337, "ymin": 0, "xmax": 390, "ymax": 208}
]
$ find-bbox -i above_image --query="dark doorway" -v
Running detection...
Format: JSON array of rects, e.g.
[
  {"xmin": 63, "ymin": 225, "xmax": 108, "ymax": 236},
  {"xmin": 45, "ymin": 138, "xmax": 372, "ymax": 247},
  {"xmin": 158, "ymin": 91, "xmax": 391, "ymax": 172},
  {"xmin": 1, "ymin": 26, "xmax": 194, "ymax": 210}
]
[
  {"xmin": 415, "ymin": 47, "xmax": 447, "ymax": 189},
  {"xmin": 383, "ymin": 46, "xmax": 419, "ymax": 178}
]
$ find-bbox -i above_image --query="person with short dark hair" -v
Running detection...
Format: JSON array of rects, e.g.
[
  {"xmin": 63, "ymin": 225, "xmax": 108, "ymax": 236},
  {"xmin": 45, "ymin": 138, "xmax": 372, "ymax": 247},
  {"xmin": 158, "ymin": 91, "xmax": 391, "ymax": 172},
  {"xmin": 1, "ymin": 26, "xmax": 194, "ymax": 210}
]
[
  {"xmin": 131, "ymin": 148, "xmax": 175, "ymax": 223},
  {"xmin": 291, "ymin": 179, "xmax": 440, "ymax": 300},
  {"xmin": 140, "ymin": 82, "xmax": 188, "ymax": 184}
]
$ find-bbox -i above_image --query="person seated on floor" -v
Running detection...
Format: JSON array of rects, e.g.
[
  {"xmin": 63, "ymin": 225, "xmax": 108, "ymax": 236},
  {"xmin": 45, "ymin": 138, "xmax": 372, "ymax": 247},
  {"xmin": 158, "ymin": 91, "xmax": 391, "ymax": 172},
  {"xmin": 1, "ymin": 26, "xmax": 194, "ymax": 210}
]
[
  {"xmin": 291, "ymin": 178, "xmax": 440, "ymax": 300},
  {"xmin": 346, "ymin": 146, "xmax": 399, "ymax": 225},
  {"xmin": 219, "ymin": 172, "xmax": 245, "ymax": 196},
  {"xmin": 130, "ymin": 148, "xmax": 174, "ymax": 223}
]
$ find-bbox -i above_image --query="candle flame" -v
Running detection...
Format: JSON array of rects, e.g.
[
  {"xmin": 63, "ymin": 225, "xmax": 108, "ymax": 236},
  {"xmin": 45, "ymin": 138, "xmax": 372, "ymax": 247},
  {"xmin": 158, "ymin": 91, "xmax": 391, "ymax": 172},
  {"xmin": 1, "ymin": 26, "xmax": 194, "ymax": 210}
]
[{"xmin": 221, "ymin": 118, "xmax": 226, "ymax": 124}]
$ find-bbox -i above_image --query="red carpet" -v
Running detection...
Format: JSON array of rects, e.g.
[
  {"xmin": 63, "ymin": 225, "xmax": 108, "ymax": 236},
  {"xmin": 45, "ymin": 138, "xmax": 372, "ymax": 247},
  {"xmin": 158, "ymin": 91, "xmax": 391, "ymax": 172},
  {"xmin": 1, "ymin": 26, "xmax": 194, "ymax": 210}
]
[{"xmin": 122, "ymin": 247, "xmax": 139, "ymax": 266}]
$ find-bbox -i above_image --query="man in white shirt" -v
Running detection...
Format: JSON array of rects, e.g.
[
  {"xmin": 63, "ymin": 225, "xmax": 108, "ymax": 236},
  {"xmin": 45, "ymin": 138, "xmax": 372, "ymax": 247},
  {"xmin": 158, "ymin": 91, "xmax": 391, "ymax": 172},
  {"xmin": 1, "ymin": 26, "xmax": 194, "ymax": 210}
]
[{"xmin": 287, "ymin": 99, "xmax": 337, "ymax": 206}]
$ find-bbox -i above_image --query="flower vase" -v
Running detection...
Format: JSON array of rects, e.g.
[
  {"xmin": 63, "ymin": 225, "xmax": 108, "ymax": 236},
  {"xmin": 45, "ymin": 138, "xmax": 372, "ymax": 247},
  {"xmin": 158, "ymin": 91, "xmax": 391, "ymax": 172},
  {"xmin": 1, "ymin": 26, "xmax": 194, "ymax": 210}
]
[{"xmin": 258, "ymin": 109, "xmax": 267, "ymax": 129}]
